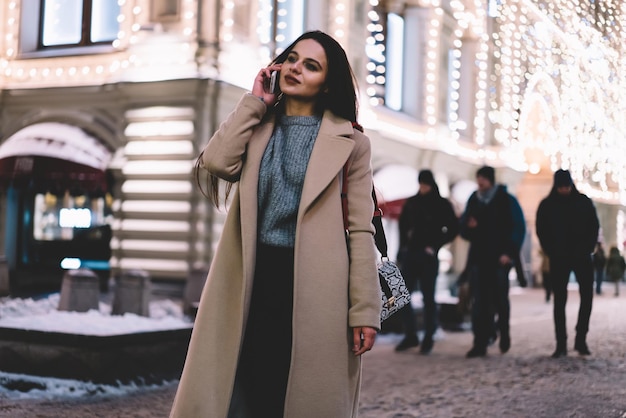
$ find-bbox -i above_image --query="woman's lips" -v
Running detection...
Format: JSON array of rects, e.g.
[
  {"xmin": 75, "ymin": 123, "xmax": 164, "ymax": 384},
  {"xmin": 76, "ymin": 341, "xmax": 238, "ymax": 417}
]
[{"xmin": 284, "ymin": 75, "xmax": 299, "ymax": 84}]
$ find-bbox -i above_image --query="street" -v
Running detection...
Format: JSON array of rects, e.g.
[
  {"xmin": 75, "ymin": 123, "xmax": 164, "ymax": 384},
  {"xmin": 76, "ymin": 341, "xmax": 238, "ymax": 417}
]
[{"xmin": 1, "ymin": 286, "xmax": 626, "ymax": 417}]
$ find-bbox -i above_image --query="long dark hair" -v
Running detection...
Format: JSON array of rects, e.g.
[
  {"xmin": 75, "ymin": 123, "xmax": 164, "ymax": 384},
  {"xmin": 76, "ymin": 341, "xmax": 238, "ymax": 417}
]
[{"xmin": 198, "ymin": 30, "xmax": 360, "ymax": 207}]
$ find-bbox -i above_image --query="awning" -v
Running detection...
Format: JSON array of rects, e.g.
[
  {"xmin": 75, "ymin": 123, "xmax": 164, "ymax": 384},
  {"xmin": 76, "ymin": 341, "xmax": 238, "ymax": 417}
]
[{"xmin": 0, "ymin": 123, "xmax": 113, "ymax": 195}]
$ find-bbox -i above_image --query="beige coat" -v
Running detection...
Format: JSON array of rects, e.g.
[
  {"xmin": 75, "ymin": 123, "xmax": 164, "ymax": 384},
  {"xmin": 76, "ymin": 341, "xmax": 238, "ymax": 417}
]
[{"xmin": 170, "ymin": 94, "xmax": 381, "ymax": 418}]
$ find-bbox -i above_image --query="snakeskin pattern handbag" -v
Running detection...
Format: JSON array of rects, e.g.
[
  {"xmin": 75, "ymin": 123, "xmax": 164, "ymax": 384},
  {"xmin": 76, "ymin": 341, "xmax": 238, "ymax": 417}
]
[
  {"xmin": 341, "ymin": 164, "xmax": 411, "ymax": 322},
  {"xmin": 377, "ymin": 258, "xmax": 412, "ymax": 322}
]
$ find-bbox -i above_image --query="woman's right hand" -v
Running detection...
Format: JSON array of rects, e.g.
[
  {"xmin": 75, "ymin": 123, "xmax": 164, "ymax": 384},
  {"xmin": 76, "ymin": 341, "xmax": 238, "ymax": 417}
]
[{"xmin": 251, "ymin": 64, "xmax": 283, "ymax": 107}]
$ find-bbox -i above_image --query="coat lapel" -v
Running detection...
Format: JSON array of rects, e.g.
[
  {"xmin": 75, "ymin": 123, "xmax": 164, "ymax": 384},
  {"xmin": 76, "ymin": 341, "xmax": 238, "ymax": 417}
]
[
  {"xmin": 239, "ymin": 111, "xmax": 355, "ymax": 242},
  {"xmin": 299, "ymin": 111, "xmax": 355, "ymax": 214},
  {"xmin": 239, "ymin": 118, "xmax": 274, "ymax": 276}
]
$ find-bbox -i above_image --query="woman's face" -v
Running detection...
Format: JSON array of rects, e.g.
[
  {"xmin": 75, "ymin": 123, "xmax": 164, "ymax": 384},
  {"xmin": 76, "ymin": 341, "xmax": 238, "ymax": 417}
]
[{"xmin": 279, "ymin": 39, "xmax": 328, "ymax": 101}]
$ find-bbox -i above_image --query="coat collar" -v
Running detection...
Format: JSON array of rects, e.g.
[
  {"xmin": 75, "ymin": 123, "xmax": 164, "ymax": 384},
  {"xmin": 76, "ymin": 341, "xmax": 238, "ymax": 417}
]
[
  {"xmin": 299, "ymin": 110, "xmax": 355, "ymax": 212},
  {"xmin": 239, "ymin": 110, "xmax": 356, "ymax": 244}
]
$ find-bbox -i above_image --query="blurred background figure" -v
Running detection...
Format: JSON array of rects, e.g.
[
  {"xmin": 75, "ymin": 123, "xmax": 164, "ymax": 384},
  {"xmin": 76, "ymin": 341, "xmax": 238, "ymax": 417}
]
[
  {"xmin": 536, "ymin": 169, "xmax": 600, "ymax": 358},
  {"xmin": 592, "ymin": 242, "xmax": 607, "ymax": 295},
  {"xmin": 459, "ymin": 166, "xmax": 525, "ymax": 358},
  {"xmin": 395, "ymin": 169, "xmax": 458, "ymax": 355},
  {"xmin": 605, "ymin": 246, "xmax": 625, "ymax": 297}
]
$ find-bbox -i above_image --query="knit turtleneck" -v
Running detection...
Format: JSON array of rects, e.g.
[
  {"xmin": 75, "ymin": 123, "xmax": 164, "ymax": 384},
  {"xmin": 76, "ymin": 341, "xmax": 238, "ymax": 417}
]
[{"xmin": 258, "ymin": 114, "xmax": 322, "ymax": 247}]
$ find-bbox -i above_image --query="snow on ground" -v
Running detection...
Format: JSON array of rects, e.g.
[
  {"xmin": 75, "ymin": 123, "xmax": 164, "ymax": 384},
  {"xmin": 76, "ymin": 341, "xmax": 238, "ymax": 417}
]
[
  {"xmin": 0, "ymin": 293, "xmax": 191, "ymax": 400},
  {"xmin": 0, "ymin": 370, "xmax": 179, "ymax": 401},
  {"xmin": 0, "ymin": 293, "xmax": 192, "ymax": 335}
]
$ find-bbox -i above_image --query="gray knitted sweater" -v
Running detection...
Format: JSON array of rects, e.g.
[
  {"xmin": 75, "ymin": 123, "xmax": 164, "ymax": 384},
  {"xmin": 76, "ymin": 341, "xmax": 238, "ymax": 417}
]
[{"xmin": 258, "ymin": 114, "xmax": 322, "ymax": 247}]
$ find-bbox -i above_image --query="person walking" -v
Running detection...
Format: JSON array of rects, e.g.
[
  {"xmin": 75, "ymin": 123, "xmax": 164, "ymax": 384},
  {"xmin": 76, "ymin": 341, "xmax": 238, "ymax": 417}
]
[
  {"xmin": 605, "ymin": 246, "xmax": 625, "ymax": 297},
  {"xmin": 459, "ymin": 166, "xmax": 525, "ymax": 358},
  {"xmin": 170, "ymin": 31, "xmax": 382, "ymax": 418},
  {"xmin": 395, "ymin": 169, "xmax": 459, "ymax": 354},
  {"xmin": 592, "ymin": 242, "xmax": 607, "ymax": 295},
  {"xmin": 536, "ymin": 169, "xmax": 600, "ymax": 358}
]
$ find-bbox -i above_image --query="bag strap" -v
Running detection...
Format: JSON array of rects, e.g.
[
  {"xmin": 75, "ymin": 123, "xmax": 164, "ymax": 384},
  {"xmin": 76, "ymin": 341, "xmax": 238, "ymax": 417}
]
[{"xmin": 341, "ymin": 162, "xmax": 388, "ymax": 258}]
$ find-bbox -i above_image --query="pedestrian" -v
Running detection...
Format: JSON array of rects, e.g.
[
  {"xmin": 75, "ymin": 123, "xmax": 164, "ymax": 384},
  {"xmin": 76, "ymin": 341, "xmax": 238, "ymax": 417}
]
[
  {"xmin": 170, "ymin": 31, "xmax": 382, "ymax": 418},
  {"xmin": 605, "ymin": 246, "xmax": 625, "ymax": 297},
  {"xmin": 459, "ymin": 165, "xmax": 525, "ymax": 358},
  {"xmin": 536, "ymin": 169, "xmax": 600, "ymax": 358},
  {"xmin": 539, "ymin": 249, "xmax": 552, "ymax": 302},
  {"xmin": 395, "ymin": 169, "xmax": 459, "ymax": 354},
  {"xmin": 592, "ymin": 242, "xmax": 607, "ymax": 295}
]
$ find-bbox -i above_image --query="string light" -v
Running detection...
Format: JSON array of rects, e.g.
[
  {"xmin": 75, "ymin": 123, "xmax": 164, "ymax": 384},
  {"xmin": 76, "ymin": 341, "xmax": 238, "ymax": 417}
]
[
  {"xmin": 494, "ymin": 0, "xmax": 626, "ymax": 203},
  {"xmin": 1, "ymin": 1, "xmax": 624, "ymax": 202},
  {"xmin": 330, "ymin": 0, "xmax": 348, "ymax": 44},
  {"xmin": 365, "ymin": 3, "xmax": 385, "ymax": 107},
  {"xmin": 365, "ymin": 0, "xmax": 625, "ymax": 204},
  {"xmin": 424, "ymin": 11, "xmax": 441, "ymax": 127},
  {"xmin": 1, "ymin": 0, "xmax": 135, "ymax": 85}
]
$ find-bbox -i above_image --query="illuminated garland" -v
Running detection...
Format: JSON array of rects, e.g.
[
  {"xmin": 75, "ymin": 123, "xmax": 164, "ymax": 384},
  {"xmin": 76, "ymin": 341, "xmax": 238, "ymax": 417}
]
[
  {"xmin": 494, "ymin": 0, "xmax": 626, "ymax": 202},
  {"xmin": 365, "ymin": 0, "xmax": 626, "ymax": 203}
]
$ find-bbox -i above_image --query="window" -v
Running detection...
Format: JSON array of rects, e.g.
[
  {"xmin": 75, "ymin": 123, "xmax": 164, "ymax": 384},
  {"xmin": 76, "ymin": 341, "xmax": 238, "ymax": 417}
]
[
  {"xmin": 384, "ymin": 13, "xmax": 404, "ymax": 111},
  {"xmin": 367, "ymin": 3, "xmax": 462, "ymax": 126},
  {"xmin": 218, "ymin": 0, "xmax": 305, "ymax": 87},
  {"xmin": 39, "ymin": 0, "xmax": 121, "ymax": 48},
  {"xmin": 19, "ymin": 0, "xmax": 121, "ymax": 57},
  {"xmin": 33, "ymin": 193, "xmax": 112, "ymax": 241},
  {"xmin": 367, "ymin": 6, "xmax": 426, "ymax": 120},
  {"xmin": 222, "ymin": 0, "xmax": 304, "ymax": 53}
]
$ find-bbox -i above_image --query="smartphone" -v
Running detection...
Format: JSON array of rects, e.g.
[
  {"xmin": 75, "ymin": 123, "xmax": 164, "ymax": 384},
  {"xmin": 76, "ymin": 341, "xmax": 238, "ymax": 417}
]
[{"xmin": 269, "ymin": 71, "xmax": 280, "ymax": 94}]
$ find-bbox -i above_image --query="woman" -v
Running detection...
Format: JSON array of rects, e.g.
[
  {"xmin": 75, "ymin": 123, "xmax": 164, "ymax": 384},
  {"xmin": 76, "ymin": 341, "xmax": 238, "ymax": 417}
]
[{"xmin": 170, "ymin": 31, "xmax": 381, "ymax": 418}]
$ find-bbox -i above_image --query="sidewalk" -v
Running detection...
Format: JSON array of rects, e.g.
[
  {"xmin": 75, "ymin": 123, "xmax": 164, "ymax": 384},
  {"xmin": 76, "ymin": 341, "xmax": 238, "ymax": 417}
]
[
  {"xmin": 1, "ymin": 286, "xmax": 625, "ymax": 417},
  {"xmin": 360, "ymin": 285, "xmax": 626, "ymax": 417}
]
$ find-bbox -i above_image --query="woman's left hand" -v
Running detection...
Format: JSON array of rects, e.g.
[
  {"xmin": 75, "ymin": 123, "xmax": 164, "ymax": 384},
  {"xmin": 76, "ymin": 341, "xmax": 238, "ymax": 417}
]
[
  {"xmin": 352, "ymin": 326, "xmax": 377, "ymax": 356},
  {"xmin": 251, "ymin": 64, "xmax": 283, "ymax": 106}
]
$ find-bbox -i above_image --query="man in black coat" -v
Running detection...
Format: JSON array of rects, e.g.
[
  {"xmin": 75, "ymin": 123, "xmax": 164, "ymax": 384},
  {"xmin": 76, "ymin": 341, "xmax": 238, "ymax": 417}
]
[
  {"xmin": 536, "ymin": 169, "xmax": 600, "ymax": 358},
  {"xmin": 395, "ymin": 169, "xmax": 459, "ymax": 354},
  {"xmin": 459, "ymin": 166, "xmax": 525, "ymax": 358}
]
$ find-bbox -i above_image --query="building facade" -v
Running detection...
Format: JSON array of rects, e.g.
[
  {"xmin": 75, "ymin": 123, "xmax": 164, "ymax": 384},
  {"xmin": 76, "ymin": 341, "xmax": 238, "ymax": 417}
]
[{"xmin": 0, "ymin": 0, "xmax": 624, "ymax": 288}]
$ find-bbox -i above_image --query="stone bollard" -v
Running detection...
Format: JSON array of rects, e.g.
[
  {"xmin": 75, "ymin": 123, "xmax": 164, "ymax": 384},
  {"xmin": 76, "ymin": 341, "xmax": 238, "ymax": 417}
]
[
  {"xmin": 183, "ymin": 266, "xmax": 209, "ymax": 317},
  {"xmin": 0, "ymin": 256, "xmax": 9, "ymax": 297},
  {"xmin": 112, "ymin": 269, "xmax": 151, "ymax": 316},
  {"xmin": 0, "ymin": 255, "xmax": 11, "ymax": 296},
  {"xmin": 58, "ymin": 269, "xmax": 100, "ymax": 312}
]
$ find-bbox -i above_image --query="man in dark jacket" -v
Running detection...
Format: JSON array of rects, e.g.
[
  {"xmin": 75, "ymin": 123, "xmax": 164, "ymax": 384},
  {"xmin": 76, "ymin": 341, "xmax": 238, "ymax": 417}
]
[
  {"xmin": 460, "ymin": 166, "xmax": 525, "ymax": 358},
  {"xmin": 536, "ymin": 169, "xmax": 600, "ymax": 358},
  {"xmin": 395, "ymin": 169, "xmax": 459, "ymax": 354}
]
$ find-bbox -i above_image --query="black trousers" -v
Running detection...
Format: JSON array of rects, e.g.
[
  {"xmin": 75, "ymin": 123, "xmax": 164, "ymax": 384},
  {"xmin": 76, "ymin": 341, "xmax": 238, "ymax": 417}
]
[
  {"xmin": 229, "ymin": 244, "xmax": 294, "ymax": 418},
  {"xmin": 469, "ymin": 262, "xmax": 511, "ymax": 349},
  {"xmin": 398, "ymin": 249, "xmax": 439, "ymax": 340},
  {"xmin": 550, "ymin": 254, "xmax": 594, "ymax": 347}
]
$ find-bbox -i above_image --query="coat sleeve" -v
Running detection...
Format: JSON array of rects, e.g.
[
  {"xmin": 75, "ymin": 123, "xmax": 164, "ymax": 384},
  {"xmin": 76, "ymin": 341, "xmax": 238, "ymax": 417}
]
[
  {"xmin": 581, "ymin": 195, "xmax": 600, "ymax": 255},
  {"xmin": 200, "ymin": 94, "xmax": 268, "ymax": 182},
  {"xmin": 437, "ymin": 198, "xmax": 459, "ymax": 249},
  {"xmin": 345, "ymin": 132, "xmax": 381, "ymax": 330},
  {"xmin": 509, "ymin": 194, "xmax": 526, "ymax": 253},
  {"xmin": 535, "ymin": 199, "xmax": 551, "ymax": 256},
  {"xmin": 459, "ymin": 194, "xmax": 476, "ymax": 241}
]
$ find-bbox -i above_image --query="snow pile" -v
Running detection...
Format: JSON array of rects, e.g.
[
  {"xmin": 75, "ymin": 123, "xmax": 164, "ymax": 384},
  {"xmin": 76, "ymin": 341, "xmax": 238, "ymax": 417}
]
[
  {"xmin": 0, "ymin": 371, "xmax": 178, "ymax": 400},
  {"xmin": 0, "ymin": 293, "xmax": 192, "ymax": 335},
  {"xmin": 0, "ymin": 293, "xmax": 192, "ymax": 399}
]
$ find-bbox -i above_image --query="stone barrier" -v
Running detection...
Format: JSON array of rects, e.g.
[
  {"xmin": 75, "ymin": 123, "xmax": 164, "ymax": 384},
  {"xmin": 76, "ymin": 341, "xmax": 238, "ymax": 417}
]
[
  {"xmin": 57, "ymin": 269, "xmax": 100, "ymax": 312},
  {"xmin": 0, "ymin": 256, "xmax": 9, "ymax": 297},
  {"xmin": 112, "ymin": 269, "xmax": 151, "ymax": 316},
  {"xmin": 183, "ymin": 266, "xmax": 209, "ymax": 317}
]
